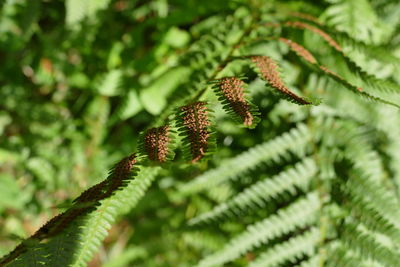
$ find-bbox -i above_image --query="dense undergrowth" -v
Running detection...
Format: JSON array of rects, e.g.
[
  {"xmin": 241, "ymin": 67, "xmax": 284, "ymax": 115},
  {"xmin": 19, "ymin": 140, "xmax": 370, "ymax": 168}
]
[{"xmin": 1, "ymin": 0, "xmax": 400, "ymax": 266}]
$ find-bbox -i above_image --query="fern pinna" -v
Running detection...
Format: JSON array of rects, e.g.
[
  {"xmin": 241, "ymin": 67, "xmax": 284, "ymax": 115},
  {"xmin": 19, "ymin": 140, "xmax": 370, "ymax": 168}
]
[
  {"xmin": 2, "ymin": 0, "xmax": 400, "ymax": 266},
  {"xmin": 176, "ymin": 101, "xmax": 215, "ymax": 163},
  {"xmin": 138, "ymin": 125, "xmax": 175, "ymax": 163},
  {"xmin": 211, "ymin": 77, "xmax": 260, "ymax": 128}
]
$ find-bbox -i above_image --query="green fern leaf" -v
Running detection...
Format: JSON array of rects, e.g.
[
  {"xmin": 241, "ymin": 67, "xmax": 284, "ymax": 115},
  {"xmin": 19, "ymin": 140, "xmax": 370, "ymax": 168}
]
[
  {"xmin": 249, "ymin": 227, "xmax": 319, "ymax": 267},
  {"xmin": 340, "ymin": 222, "xmax": 400, "ymax": 266},
  {"xmin": 196, "ymin": 193, "xmax": 320, "ymax": 267},
  {"xmin": 180, "ymin": 123, "xmax": 311, "ymax": 194},
  {"xmin": 189, "ymin": 158, "xmax": 317, "ymax": 225},
  {"xmin": 278, "ymin": 38, "xmax": 400, "ymax": 108},
  {"xmin": 321, "ymin": 0, "xmax": 392, "ymax": 44}
]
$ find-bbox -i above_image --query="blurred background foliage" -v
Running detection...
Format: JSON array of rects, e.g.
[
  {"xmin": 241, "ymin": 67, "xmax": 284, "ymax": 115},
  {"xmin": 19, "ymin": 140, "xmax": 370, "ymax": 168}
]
[
  {"xmin": 0, "ymin": 0, "xmax": 243, "ymax": 264},
  {"xmin": 1, "ymin": 0, "xmax": 400, "ymax": 266}
]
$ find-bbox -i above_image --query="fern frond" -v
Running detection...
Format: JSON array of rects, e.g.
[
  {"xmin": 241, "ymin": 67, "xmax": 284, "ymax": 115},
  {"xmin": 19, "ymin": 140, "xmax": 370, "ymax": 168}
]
[
  {"xmin": 288, "ymin": 12, "xmax": 322, "ymax": 26},
  {"xmin": 277, "ymin": 38, "xmax": 400, "ymax": 108},
  {"xmin": 188, "ymin": 158, "xmax": 317, "ymax": 225},
  {"xmin": 340, "ymin": 55, "xmax": 400, "ymax": 95},
  {"xmin": 182, "ymin": 231, "xmax": 226, "ymax": 253},
  {"xmin": 1, "ymin": 162, "xmax": 160, "ymax": 267},
  {"xmin": 211, "ymin": 77, "xmax": 260, "ymax": 128},
  {"xmin": 327, "ymin": 30, "xmax": 399, "ymax": 66},
  {"xmin": 176, "ymin": 101, "xmax": 215, "ymax": 163},
  {"xmin": 75, "ymin": 167, "xmax": 157, "ymax": 267},
  {"xmin": 10, "ymin": 224, "xmax": 82, "ymax": 267},
  {"xmin": 279, "ymin": 37, "xmax": 318, "ymax": 64},
  {"xmin": 283, "ymin": 21, "xmax": 343, "ymax": 52},
  {"xmin": 95, "ymin": 69, "xmax": 123, "ymax": 96},
  {"xmin": 343, "ymin": 196, "xmax": 400, "ymax": 246},
  {"xmin": 326, "ymin": 243, "xmax": 381, "ymax": 267},
  {"xmin": 319, "ymin": 117, "xmax": 387, "ymax": 180},
  {"xmin": 72, "ymin": 166, "xmax": 160, "ymax": 266},
  {"xmin": 250, "ymin": 55, "xmax": 314, "ymax": 105},
  {"xmin": 341, "ymin": 222, "xmax": 400, "ymax": 266},
  {"xmin": 281, "ymin": 20, "xmax": 400, "ymax": 95},
  {"xmin": 196, "ymin": 193, "xmax": 320, "ymax": 267},
  {"xmin": 73, "ymin": 154, "xmax": 138, "ymax": 204},
  {"xmin": 346, "ymin": 170, "xmax": 400, "ymax": 229},
  {"xmin": 156, "ymin": 14, "xmax": 252, "ymax": 124},
  {"xmin": 179, "ymin": 123, "xmax": 311, "ymax": 194},
  {"xmin": 267, "ymin": 18, "xmax": 400, "ymax": 101},
  {"xmin": 249, "ymin": 227, "xmax": 319, "ymax": 267},
  {"xmin": 295, "ymin": 254, "xmax": 320, "ymax": 267},
  {"xmin": 321, "ymin": 0, "xmax": 391, "ymax": 44}
]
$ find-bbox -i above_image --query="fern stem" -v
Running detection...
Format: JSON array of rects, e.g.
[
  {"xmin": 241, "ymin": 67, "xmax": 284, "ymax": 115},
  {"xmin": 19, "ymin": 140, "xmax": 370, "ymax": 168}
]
[{"xmin": 307, "ymin": 114, "xmax": 330, "ymax": 267}]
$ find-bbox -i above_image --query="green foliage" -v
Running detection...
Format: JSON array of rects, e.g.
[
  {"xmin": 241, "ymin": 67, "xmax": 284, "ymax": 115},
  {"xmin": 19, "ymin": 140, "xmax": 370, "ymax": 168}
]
[
  {"xmin": 1, "ymin": 0, "xmax": 400, "ymax": 266},
  {"xmin": 196, "ymin": 193, "xmax": 320, "ymax": 267},
  {"xmin": 187, "ymin": 158, "xmax": 317, "ymax": 225}
]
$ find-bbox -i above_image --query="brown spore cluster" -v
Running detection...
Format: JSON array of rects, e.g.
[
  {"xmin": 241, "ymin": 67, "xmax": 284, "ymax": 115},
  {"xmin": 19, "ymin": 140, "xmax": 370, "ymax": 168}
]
[
  {"xmin": 180, "ymin": 101, "xmax": 211, "ymax": 162},
  {"xmin": 73, "ymin": 154, "xmax": 137, "ymax": 203},
  {"xmin": 289, "ymin": 12, "xmax": 322, "ymax": 25},
  {"xmin": 218, "ymin": 77, "xmax": 254, "ymax": 126},
  {"xmin": 106, "ymin": 153, "xmax": 137, "ymax": 193},
  {"xmin": 279, "ymin": 37, "xmax": 317, "ymax": 64},
  {"xmin": 144, "ymin": 126, "xmax": 171, "ymax": 163},
  {"xmin": 284, "ymin": 21, "xmax": 342, "ymax": 51},
  {"xmin": 111, "ymin": 154, "xmax": 137, "ymax": 181},
  {"xmin": 251, "ymin": 56, "xmax": 311, "ymax": 105},
  {"xmin": 19, "ymin": 155, "xmax": 137, "ymax": 247},
  {"xmin": 0, "ymin": 156, "xmax": 139, "ymax": 264}
]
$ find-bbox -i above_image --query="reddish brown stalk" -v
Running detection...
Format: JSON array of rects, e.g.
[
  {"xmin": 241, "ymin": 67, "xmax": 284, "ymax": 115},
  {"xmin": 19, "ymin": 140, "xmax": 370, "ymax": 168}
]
[
  {"xmin": 284, "ymin": 21, "xmax": 342, "ymax": 51},
  {"xmin": 218, "ymin": 77, "xmax": 254, "ymax": 126},
  {"xmin": 288, "ymin": 12, "xmax": 322, "ymax": 25},
  {"xmin": 319, "ymin": 66, "xmax": 363, "ymax": 92}
]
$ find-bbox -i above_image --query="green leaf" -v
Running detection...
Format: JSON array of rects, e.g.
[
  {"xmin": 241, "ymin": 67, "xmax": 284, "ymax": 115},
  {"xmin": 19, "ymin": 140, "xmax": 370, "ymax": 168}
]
[
  {"xmin": 95, "ymin": 69, "xmax": 122, "ymax": 96},
  {"xmin": 0, "ymin": 174, "xmax": 26, "ymax": 213},
  {"xmin": 164, "ymin": 27, "xmax": 190, "ymax": 48},
  {"xmin": 119, "ymin": 90, "xmax": 143, "ymax": 120},
  {"xmin": 140, "ymin": 67, "xmax": 191, "ymax": 115}
]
